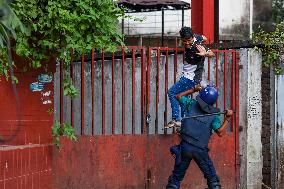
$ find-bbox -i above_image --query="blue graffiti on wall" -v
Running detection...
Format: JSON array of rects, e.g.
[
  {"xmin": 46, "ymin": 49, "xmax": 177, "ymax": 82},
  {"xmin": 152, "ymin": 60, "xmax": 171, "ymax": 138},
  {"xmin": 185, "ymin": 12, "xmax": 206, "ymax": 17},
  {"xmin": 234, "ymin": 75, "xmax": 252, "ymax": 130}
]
[
  {"xmin": 30, "ymin": 74, "xmax": 53, "ymax": 92},
  {"xmin": 38, "ymin": 74, "xmax": 53, "ymax": 83},
  {"xmin": 30, "ymin": 82, "xmax": 44, "ymax": 92}
]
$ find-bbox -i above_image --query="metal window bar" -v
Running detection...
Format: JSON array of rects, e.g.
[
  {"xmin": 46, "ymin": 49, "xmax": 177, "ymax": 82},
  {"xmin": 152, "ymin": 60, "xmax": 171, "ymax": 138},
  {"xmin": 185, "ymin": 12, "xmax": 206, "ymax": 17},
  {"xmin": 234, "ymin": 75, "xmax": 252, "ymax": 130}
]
[
  {"xmin": 81, "ymin": 54, "xmax": 85, "ymax": 135},
  {"xmin": 111, "ymin": 52, "xmax": 116, "ymax": 134},
  {"xmin": 91, "ymin": 49, "xmax": 95, "ymax": 135}
]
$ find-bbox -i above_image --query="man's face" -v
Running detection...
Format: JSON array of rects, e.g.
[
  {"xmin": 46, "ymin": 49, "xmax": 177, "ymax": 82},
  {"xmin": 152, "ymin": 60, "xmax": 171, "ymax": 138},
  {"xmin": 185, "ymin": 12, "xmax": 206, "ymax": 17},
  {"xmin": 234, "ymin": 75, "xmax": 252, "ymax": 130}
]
[{"xmin": 182, "ymin": 37, "xmax": 194, "ymax": 48}]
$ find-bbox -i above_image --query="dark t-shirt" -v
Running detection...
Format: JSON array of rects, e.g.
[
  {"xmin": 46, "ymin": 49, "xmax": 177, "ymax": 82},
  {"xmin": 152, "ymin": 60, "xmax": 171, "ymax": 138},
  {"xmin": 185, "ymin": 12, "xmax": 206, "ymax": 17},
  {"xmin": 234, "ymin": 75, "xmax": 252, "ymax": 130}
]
[{"xmin": 183, "ymin": 34, "xmax": 210, "ymax": 82}]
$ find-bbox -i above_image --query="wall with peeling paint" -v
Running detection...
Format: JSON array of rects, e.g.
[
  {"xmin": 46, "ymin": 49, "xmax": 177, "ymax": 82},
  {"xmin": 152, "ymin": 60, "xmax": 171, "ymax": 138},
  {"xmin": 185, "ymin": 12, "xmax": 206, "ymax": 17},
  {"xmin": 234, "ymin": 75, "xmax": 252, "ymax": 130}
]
[
  {"xmin": 274, "ymin": 66, "xmax": 284, "ymax": 188},
  {"xmin": 219, "ymin": 0, "xmax": 272, "ymax": 40},
  {"xmin": 0, "ymin": 56, "xmax": 55, "ymax": 188}
]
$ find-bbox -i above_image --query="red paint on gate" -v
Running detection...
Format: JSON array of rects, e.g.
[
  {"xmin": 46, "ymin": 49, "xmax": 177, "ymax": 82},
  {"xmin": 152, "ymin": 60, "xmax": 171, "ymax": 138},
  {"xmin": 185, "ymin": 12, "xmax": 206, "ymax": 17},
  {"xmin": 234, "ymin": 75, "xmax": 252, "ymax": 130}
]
[
  {"xmin": 112, "ymin": 52, "xmax": 116, "ymax": 134},
  {"xmin": 174, "ymin": 48, "xmax": 178, "ymax": 83},
  {"xmin": 235, "ymin": 52, "xmax": 241, "ymax": 186},
  {"xmin": 60, "ymin": 60, "xmax": 64, "ymax": 124},
  {"xmin": 81, "ymin": 54, "xmax": 85, "ymax": 135},
  {"xmin": 156, "ymin": 48, "xmax": 160, "ymax": 134},
  {"xmin": 70, "ymin": 51, "xmax": 75, "ymax": 128},
  {"xmin": 132, "ymin": 49, "xmax": 136, "ymax": 133},
  {"xmin": 146, "ymin": 47, "xmax": 152, "ymax": 133},
  {"xmin": 102, "ymin": 49, "xmax": 106, "ymax": 135},
  {"xmin": 54, "ymin": 133, "xmax": 238, "ymax": 189},
  {"xmin": 121, "ymin": 48, "xmax": 125, "ymax": 134},
  {"xmin": 224, "ymin": 52, "xmax": 227, "ymax": 110},
  {"xmin": 215, "ymin": 52, "xmax": 219, "ymax": 108},
  {"xmin": 165, "ymin": 49, "xmax": 169, "ymax": 131},
  {"xmin": 91, "ymin": 49, "xmax": 95, "ymax": 135},
  {"xmin": 141, "ymin": 48, "xmax": 146, "ymax": 134}
]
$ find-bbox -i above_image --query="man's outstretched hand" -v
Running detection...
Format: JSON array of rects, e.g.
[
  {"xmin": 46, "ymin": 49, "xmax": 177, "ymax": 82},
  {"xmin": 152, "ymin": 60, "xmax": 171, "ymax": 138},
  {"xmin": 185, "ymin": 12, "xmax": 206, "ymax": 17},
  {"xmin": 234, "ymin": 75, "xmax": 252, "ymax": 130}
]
[{"xmin": 196, "ymin": 45, "xmax": 207, "ymax": 56}]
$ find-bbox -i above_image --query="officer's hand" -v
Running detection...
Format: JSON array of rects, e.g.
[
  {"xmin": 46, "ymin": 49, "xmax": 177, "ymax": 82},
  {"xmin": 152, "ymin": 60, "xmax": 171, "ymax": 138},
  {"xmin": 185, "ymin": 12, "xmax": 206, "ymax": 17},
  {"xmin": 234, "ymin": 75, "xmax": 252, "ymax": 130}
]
[
  {"xmin": 194, "ymin": 84, "xmax": 202, "ymax": 92},
  {"xmin": 176, "ymin": 94, "xmax": 182, "ymax": 100},
  {"xmin": 225, "ymin": 109, "xmax": 234, "ymax": 117}
]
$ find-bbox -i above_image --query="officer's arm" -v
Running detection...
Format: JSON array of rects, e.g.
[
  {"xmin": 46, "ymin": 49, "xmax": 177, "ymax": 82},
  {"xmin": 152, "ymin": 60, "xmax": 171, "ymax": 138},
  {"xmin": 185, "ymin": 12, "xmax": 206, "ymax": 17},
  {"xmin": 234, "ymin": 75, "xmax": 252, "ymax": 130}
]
[
  {"xmin": 175, "ymin": 84, "xmax": 202, "ymax": 100},
  {"xmin": 215, "ymin": 110, "xmax": 234, "ymax": 137}
]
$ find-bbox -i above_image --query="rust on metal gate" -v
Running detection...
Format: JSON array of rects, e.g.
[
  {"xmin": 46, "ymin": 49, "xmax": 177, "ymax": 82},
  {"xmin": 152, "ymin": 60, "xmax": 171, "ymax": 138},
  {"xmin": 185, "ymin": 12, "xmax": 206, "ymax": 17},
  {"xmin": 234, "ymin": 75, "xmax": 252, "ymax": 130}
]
[{"xmin": 53, "ymin": 46, "xmax": 240, "ymax": 189}]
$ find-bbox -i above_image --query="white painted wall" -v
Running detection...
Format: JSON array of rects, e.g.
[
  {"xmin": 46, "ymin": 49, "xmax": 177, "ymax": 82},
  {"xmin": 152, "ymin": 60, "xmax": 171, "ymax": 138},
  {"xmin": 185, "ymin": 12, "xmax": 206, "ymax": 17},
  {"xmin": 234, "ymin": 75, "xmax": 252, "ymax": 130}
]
[
  {"xmin": 275, "ymin": 74, "xmax": 284, "ymax": 188},
  {"xmin": 219, "ymin": 0, "xmax": 248, "ymax": 28}
]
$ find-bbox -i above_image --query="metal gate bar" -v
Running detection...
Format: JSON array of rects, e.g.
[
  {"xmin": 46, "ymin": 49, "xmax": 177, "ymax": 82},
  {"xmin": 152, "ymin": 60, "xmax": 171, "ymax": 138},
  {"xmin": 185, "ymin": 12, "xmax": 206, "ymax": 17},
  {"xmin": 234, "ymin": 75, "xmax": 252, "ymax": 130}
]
[{"xmin": 56, "ymin": 47, "xmax": 239, "ymax": 137}]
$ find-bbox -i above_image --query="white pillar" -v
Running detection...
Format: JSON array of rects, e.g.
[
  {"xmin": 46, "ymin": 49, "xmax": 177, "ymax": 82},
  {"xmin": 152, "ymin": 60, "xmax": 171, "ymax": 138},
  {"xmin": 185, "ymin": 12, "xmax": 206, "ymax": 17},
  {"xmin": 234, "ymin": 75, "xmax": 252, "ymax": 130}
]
[{"xmin": 239, "ymin": 48, "xmax": 263, "ymax": 189}]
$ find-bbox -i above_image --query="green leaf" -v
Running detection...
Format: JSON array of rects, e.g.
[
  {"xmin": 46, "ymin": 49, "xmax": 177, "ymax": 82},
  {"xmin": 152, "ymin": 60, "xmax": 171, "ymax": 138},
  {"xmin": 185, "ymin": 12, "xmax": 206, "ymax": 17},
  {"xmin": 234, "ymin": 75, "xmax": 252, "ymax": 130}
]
[
  {"xmin": 51, "ymin": 120, "xmax": 77, "ymax": 148},
  {"xmin": 252, "ymin": 21, "xmax": 284, "ymax": 74}
]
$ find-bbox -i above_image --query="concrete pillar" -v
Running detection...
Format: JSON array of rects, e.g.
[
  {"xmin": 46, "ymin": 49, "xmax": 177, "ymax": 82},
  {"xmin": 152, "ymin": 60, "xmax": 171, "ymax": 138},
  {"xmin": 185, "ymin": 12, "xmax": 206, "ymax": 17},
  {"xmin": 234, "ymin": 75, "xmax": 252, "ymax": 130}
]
[{"xmin": 239, "ymin": 48, "xmax": 263, "ymax": 189}]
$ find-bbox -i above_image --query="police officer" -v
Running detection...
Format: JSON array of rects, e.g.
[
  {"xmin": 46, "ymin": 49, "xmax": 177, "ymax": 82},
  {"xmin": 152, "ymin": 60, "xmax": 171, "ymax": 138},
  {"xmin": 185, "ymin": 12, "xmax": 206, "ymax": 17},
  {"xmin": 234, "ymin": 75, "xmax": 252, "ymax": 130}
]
[{"xmin": 166, "ymin": 85, "xmax": 234, "ymax": 189}]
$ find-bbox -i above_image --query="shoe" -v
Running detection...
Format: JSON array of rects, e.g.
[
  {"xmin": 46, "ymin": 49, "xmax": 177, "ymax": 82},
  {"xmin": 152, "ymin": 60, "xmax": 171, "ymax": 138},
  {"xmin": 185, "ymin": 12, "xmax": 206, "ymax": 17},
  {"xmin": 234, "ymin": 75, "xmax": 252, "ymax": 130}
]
[{"xmin": 166, "ymin": 184, "xmax": 179, "ymax": 189}]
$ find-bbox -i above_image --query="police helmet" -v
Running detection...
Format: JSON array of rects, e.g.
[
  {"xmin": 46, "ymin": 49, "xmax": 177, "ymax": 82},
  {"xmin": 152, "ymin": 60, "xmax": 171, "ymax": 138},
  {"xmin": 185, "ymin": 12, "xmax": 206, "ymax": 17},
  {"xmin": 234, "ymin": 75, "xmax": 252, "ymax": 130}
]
[{"xmin": 198, "ymin": 85, "xmax": 219, "ymax": 105}]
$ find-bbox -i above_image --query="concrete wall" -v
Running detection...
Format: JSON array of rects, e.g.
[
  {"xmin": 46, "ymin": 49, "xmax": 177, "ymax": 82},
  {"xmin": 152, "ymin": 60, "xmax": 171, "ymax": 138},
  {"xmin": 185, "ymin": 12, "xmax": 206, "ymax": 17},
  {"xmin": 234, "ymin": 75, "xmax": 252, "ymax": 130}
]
[
  {"xmin": 219, "ymin": 0, "xmax": 272, "ymax": 40},
  {"xmin": 274, "ymin": 65, "xmax": 284, "ymax": 188},
  {"xmin": 219, "ymin": 0, "xmax": 250, "ymax": 40}
]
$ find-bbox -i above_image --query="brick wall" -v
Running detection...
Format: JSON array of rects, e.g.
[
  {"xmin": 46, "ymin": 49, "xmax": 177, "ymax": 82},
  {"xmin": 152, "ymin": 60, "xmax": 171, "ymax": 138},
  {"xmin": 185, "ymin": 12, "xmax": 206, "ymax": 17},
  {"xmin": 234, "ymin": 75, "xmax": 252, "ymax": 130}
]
[{"xmin": 261, "ymin": 66, "xmax": 272, "ymax": 187}]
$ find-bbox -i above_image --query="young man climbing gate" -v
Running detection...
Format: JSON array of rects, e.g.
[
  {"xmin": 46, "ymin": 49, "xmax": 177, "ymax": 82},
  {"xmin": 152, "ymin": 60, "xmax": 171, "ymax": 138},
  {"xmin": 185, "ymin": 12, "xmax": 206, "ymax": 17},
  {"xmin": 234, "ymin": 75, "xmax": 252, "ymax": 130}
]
[{"xmin": 167, "ymin": 26, "xmax": 215, "ymax": 128}]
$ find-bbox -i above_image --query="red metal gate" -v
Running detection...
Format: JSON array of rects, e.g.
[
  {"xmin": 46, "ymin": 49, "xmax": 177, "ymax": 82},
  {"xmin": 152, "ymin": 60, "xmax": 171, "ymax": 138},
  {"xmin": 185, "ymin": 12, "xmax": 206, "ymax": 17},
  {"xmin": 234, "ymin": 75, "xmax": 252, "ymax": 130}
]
[{"xmin": 53, "ymin": 46, "xmax": 240, "ymax": 189}]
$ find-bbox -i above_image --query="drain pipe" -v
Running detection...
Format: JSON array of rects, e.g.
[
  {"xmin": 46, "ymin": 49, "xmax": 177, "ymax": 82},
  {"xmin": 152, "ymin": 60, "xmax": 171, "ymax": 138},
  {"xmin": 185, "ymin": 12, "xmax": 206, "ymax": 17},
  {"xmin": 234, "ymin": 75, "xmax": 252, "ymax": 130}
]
[{"xmin": 249, "ymin": 0, "xmax": 253, "ymax": 38}]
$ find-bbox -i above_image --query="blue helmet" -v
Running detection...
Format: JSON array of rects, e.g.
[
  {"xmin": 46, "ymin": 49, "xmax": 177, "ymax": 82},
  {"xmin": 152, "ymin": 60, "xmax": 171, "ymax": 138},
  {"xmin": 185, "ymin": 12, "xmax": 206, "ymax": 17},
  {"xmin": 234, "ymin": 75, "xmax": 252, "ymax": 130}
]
[{"xmin": 198, "ymin": 85, "xmax": 218, "ymax": 105}]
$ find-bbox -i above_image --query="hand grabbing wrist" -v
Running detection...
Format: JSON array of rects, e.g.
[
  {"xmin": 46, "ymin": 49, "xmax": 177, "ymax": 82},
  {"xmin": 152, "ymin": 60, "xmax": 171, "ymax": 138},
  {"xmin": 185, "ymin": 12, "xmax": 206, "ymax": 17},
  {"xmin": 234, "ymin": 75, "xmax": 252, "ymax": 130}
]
[{"xmin": 194, "ymin": 84, "xmax": 202, "ymax": 92}]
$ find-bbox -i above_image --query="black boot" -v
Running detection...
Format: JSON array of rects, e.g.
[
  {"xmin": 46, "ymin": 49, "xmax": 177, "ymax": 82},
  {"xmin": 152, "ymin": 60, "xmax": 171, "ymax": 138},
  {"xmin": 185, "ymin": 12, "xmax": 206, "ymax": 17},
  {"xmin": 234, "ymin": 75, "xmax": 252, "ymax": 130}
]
[
  {"xmin": 166, "ymin": 183, "xmax": 179, "ymax": 189},
  {"xmin": 166, "ymin": 175, "xmax": 179, "ymax": 189},
  {"xmin": 207, "ymin": 181, "xmax": 221, "ymax": 189}
]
